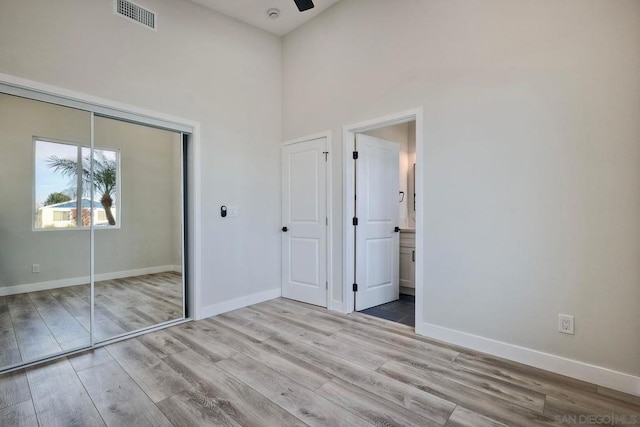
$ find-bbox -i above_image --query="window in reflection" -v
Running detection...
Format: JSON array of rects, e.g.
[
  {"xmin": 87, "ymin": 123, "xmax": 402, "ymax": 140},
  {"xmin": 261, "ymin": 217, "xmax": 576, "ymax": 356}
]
[{"xmin": 34, "ymin": 140, "xmax": 119, "ymax": 229}]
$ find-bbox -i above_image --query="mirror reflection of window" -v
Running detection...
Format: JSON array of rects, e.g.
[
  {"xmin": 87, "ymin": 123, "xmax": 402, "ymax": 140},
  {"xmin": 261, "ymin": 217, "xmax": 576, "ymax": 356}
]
[
  {"xmin": 34, "ymin": 139, "xmax": 119, "ymax": 229},
  {"xmin": 90, "ymin": 148, "xmax": 118, "ymax": 227}
]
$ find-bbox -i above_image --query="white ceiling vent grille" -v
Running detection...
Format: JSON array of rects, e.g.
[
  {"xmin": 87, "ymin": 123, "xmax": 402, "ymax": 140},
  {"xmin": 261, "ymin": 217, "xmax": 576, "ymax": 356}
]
[{"xmin": 114, "ymin": 0, "xmax": 156, "ymax": 31}]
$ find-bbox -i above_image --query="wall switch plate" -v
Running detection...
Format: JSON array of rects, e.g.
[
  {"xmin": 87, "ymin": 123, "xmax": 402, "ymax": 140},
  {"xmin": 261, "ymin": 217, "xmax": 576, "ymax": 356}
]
[
  {"xmin": 227, "ymin": 206, "xmax": 239, "ymax": 217},
  {"xmin": 32, "ymin": 264, "xmax": 40, "ymax": 273},
  {"xmin": 558, "ymin": 314, "xmax": 574, "ymax": 335}
]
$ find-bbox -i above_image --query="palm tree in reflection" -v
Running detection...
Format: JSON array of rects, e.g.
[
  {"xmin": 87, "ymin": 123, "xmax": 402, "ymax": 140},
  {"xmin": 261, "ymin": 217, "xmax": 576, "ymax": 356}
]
[{"xmin": 47, "ymin": 151, "xmax": 117, "ymax": 226}]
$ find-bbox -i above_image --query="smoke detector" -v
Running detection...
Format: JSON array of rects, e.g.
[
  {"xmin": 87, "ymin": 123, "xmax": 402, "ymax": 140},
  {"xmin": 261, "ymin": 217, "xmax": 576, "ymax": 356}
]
[{"xmin": 267, "ymin": 8, "xmax": 280, "ymax": 19}]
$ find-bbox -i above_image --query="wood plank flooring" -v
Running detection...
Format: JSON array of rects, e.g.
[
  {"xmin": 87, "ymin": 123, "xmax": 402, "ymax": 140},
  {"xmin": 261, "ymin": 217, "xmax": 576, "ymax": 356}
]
[
  {"xmin": 0, "ymin": 272, "xmax": 183, "ymax": 367},
  {"xmin": 1, "ymin": 297, "xmax": 639, "ymax": 426}
]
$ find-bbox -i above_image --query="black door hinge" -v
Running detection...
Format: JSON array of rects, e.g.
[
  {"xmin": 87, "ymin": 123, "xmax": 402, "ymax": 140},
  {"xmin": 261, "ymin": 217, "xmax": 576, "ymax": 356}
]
[
  {"xmin": 353, "ymin": 283, "xmax": 358, "ymax": 292},
  {"xmin": 353, "ymin": 151, "xmax": 358, "ymax": 160},
  {"xmin": 352, "ymin": 217, "xmax": 358, "ymax": 226}
]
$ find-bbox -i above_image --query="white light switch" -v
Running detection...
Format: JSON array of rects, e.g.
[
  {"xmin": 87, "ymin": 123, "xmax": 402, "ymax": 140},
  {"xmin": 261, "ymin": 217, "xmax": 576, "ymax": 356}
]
[{"xmin": 227, "ymin": 206, "xmax": 239, "ymax": 217}]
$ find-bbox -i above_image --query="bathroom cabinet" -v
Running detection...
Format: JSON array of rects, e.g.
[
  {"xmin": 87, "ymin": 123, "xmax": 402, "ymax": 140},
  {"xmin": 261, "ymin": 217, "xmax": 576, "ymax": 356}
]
[{"xmin": 399, "ymin": 229, "xmax": 415, "ymax": 294}]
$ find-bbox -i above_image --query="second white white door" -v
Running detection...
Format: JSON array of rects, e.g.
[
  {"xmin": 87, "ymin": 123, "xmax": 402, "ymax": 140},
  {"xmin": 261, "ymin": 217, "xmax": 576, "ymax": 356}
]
[
  {"xmin": 355, "ymin": 134, "xmax": 400, "ymax": 311},
  {"xmin": 281, "ymin": 137, "xmax": 328, "ymax": 307}
]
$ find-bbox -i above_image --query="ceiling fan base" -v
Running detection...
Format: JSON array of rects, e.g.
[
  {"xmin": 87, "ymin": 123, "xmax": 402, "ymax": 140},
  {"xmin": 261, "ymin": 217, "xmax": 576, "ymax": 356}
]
[{"xmin": 293, "ymin": 0, "xmax": 315, "ymax": 12}]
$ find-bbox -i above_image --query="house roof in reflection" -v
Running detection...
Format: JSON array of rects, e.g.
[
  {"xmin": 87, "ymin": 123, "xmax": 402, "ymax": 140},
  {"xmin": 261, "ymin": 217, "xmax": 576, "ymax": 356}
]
[{"xmin": 44, "ymin": 198, "xmax": 110, "ymax": 209}]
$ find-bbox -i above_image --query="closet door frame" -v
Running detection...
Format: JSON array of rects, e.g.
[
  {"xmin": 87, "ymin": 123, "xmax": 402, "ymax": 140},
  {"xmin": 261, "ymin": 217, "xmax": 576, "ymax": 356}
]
[{"xmin": 0, "ymin": 73, "xmax": 200, "ymax": 373}]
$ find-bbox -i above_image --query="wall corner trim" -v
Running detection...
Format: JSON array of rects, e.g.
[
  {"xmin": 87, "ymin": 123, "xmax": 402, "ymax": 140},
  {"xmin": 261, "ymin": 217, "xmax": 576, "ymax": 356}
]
[
  {"xmin": 329, "ymin": 300, "xmax": 344, "ymax": 313},
  {"xmin": 197, "ymin": 288, "xmax": 282, "ymax": 320},
  {"xmin": 416, "ymin": 322, "xmax": 640, "ymax": 397}
]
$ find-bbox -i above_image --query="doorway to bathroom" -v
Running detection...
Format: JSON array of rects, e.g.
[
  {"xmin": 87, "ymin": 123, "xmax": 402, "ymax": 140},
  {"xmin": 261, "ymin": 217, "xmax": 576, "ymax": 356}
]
[
  {"xmin": 342, "ymin": 108, "xmax": 422, "ymax": 328},
  {"xmin": 357, "ymin": 122, "xmax": 416, "ymax": 326}
]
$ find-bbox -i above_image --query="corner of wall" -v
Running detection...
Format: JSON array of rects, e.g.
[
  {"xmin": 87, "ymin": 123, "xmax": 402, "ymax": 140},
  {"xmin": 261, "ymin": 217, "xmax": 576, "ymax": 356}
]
[{"xmin": 330, "ymin": 299, "xmax": 344, "ymax": 313}]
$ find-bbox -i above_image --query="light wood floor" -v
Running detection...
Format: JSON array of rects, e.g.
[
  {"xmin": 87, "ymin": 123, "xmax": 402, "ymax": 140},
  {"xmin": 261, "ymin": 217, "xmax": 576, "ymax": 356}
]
[
  {"xmin": 1, "ymin": 297, "xmax": 639, "ymax": 426},
  {"xmin": 0, "ymin": 272, "xmax": 183, "ymax": 367}
]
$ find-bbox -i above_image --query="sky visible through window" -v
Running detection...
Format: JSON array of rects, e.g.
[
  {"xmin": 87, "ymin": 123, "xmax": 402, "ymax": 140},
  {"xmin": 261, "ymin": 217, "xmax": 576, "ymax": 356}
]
[
  {"xmin": 35, "ymin": 140, "xmax": 76, "ymax": 205},
  {"xmin": 34, "ymin": 140, "xmax": 117, "ymax": 206},
  {"xmin": 34, "ymin": 139, "xmax": 118, "ymax": 229}
]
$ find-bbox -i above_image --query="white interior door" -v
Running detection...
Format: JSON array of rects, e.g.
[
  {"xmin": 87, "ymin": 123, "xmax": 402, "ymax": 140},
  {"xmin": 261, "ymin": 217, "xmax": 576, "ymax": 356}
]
[
  {"xmin": 355, "ymin": 134, "xmax": 400, "ymax": 311},
  {"xmin": 281, "ymin": 137, "xmax": 328, "ymax": 307}
]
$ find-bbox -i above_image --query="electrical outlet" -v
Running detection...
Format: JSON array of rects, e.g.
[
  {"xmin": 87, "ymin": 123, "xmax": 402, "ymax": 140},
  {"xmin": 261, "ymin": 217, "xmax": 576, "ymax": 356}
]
[
  {"xmin": 32, "ymin": 264, "xmax": 40, "ymax": 274},
  {"xmin": 558, "ymin": 314, "xmax": 574, "ymax": 335}
]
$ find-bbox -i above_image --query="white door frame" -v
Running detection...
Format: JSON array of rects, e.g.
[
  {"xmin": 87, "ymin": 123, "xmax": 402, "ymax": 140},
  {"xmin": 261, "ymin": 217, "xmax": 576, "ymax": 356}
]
[
  {"xmin": 282, "ymin": 131, "xmax": 333, "ymax": 309},
  {"xmin": 342, "ymin": 108, "xmax": 424, "ymax": 326}
]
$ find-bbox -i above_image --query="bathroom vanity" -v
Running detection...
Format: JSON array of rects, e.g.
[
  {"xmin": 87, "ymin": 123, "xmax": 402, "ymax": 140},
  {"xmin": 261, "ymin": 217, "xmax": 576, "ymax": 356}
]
[{"xmin": 399, "ymin": 228, "xmax": 415, "ymax": 295}]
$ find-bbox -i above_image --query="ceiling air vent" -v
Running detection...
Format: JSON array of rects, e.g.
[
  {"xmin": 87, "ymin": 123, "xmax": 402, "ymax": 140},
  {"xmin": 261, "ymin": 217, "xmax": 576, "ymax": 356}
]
[{"xmin": 114, "ymin": 0, "xmax": 157, "ymax": 31}]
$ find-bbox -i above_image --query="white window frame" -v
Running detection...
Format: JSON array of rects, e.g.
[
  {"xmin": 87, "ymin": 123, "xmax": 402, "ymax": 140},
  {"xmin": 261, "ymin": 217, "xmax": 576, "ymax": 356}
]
[{"xmin": 33, "ymin": 137, "xmax": 122, "ymax": 231}]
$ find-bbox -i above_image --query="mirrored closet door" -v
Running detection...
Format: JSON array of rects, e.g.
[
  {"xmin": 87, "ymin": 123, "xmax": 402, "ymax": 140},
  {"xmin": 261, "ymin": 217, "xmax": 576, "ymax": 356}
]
[
  {"xmin": 93, "ymin": 116, "xmax": 184, "ymax": 342},
  {"xmin": 0, "ymin": 89, "xmax": 187, "ymax": 371},
  {"xmin": 0, "ymin": 93, "xmax": 92, "ymax": 366}
]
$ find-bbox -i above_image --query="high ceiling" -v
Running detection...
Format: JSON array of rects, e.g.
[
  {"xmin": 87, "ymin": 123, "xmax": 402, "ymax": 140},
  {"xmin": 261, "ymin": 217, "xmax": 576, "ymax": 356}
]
[{"xmin": 190, "ymin": 0, "xmax": 342, "ymax": 36}]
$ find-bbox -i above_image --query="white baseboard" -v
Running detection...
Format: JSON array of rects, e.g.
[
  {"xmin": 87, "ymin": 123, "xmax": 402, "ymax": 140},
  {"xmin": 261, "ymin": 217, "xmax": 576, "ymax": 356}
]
[
  {"xmin": 417, "ymin": 322, "xmax": 640, "ymax": 397},
  {"xmin": 330, "ymin": 299, "xmax": 344, "ymax": 313},
  {"xmin": 0, "ymin": 265, "xmax": 178, "ymax": 297},
  {"xmin": 198, "ymin": 288, "xmax": 281, "ymax": 320}
]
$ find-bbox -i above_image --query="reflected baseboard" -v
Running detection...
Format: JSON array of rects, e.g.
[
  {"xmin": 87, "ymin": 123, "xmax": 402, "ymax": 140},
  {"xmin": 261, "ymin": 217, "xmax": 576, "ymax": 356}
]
[{"xmin": 0, "ymin": 265, "xmax": 181, "ymax": 296}]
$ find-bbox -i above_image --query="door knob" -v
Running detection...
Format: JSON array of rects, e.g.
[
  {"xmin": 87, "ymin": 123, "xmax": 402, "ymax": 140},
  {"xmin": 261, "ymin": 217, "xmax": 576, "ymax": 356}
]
[
  {"xmin": 282, "ymin": 227, "xmax": 288, "ymax": 232},
  {"xmin": 394, "ymin": 227, "xmax": 400, "ymax": 232}
]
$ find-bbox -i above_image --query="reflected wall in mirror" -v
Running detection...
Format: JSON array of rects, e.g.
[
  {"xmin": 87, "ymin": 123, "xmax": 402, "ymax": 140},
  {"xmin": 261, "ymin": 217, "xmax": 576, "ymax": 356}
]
[
  {"xmin": 93, "ymin": 116, "xmax": 184, "ymax": 341},
  {"xmin": 0, "ymin": 88, "xmax": 187, "ymax": 372},
  {"xmin": 0, "ymin": 93, "xmax": 92, "ymax": 367}
]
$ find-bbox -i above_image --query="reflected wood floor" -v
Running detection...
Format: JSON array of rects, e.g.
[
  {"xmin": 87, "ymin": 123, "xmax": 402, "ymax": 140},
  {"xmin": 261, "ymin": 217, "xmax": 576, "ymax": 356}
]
[
  {"xmin": 0, "ymin": 272, "xmax": 183, "ymax": 366},
  {"xmin": 1, "ymin": 297, "xmax": 639, "ymax": 426}
]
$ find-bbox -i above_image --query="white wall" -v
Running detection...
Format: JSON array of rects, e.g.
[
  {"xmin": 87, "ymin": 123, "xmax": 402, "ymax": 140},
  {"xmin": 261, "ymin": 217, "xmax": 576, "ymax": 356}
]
[
  {"xmin": 0, "ymin": 0, "xmax": 283, "ymax": 310},
  {"xmin": 283, "ymin": 0, "xmax": 640, "ymax": 379}
]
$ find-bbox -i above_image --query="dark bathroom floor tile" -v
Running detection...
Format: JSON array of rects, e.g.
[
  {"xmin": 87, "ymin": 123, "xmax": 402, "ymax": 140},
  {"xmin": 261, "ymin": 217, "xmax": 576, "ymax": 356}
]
[{"xmin": 359, "ymin": 294, "xmax": 415, "ymax": 327}]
